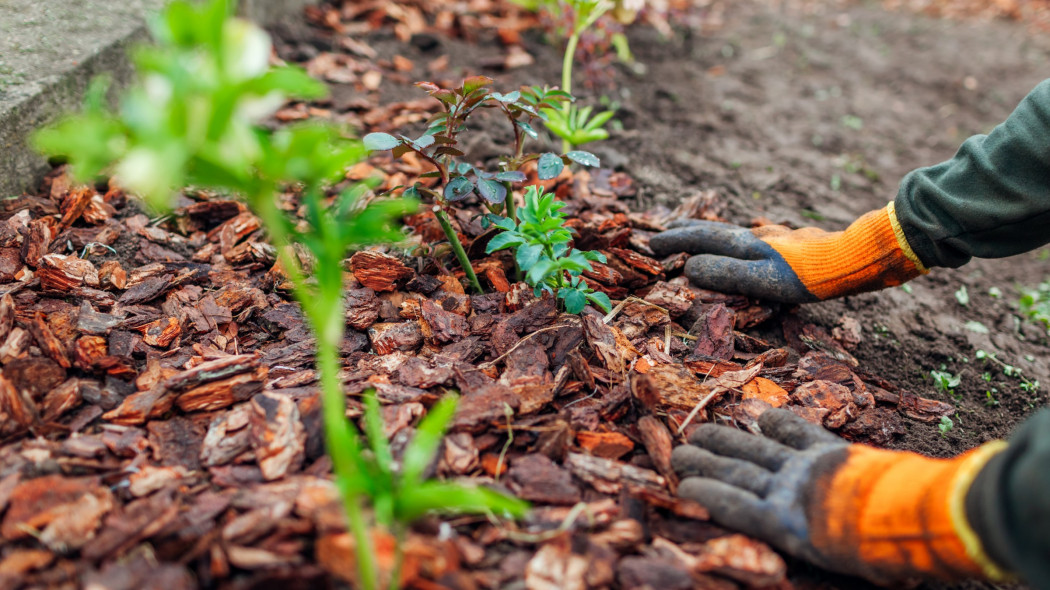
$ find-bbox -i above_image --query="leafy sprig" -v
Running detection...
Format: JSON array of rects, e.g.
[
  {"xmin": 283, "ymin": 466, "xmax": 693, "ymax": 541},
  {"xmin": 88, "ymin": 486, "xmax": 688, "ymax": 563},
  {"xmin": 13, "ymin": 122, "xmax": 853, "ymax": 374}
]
[
  {"xmin": 543, "ymin": 103, "xmax": 615, "ymax": 147},
  {"xmin": 362, "ymin": 77, "xmax": 600, "ymax": 294},
  {"xmin": 486, "ymin": 185, "xmax": 612, "ymax": 314},
  {"xmin": 364, "ymin": 78, "xmax": 600, "ymax": 207}
]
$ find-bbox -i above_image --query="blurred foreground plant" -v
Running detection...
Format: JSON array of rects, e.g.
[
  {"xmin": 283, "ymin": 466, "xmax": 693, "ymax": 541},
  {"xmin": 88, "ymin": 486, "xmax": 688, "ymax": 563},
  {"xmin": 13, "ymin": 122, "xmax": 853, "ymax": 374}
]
[{"xmin": 34, "ymin": 1, "xmax": 527, "ymax": 587}]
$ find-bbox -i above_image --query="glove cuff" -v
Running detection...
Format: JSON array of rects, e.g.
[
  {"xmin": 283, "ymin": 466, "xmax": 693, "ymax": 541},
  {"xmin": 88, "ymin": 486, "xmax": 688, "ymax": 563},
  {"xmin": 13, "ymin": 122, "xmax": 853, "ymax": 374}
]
[
  {"xmin": 759, "ymin": 204, "xmax": 928, "ymax": 300},
  {"xmin": 810, "ymin": 441, "xmax": 1010, "ymax": 582}
]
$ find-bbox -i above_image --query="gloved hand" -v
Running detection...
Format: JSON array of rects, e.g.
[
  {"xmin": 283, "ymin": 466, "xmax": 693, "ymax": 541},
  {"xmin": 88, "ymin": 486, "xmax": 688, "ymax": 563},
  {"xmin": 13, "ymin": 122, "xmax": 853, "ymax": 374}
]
[
  {"xmin": 649, "ymin": 204, "xmax": 927, "ymax": 303},
  {"xmin": 671, "ymin": 408, "xmax": 1010, "ymax": 584}
]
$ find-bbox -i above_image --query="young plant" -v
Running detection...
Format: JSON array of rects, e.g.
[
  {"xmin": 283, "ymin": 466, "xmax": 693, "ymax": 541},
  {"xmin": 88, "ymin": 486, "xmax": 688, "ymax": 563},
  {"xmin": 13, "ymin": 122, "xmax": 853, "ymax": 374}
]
[
  {"xmin": 363, "ymin": 78, "xmax": 600, "ymax": 293},
  {"xmin": 354, "ymin": 392, "xmax": 528, "ymax": 587},
  {"xmin": 1019, "ymin": 279, "xmax": 1050, "ymax": 332},
  {"xmin": 938, "ymin": 415, "xmax": 954, "ymax": 437},
  {"xmin": 512, "ymin": 0, "xmax": 624, "ymax": 151},
  {"xmin": 33, "ymin": 2, "xmax": 526, "ymax": 588},
  {"xmin": 929, "ymin": 368, "xmax": 961, "ymax": 397},
  {"xmin": 543, "ymin": 102, "xmax": 616, "ymax": 148},
  {"xmin": 485, "ymin": 185, "xmax": 611, "ymax": 314}
]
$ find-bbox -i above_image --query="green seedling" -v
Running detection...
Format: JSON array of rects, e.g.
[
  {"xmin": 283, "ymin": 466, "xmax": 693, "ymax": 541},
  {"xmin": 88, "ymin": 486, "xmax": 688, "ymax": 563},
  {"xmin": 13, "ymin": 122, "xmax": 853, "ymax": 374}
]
[
  {"xmin": 34, "ymin": 2, "xmax": 525, "ymax": 588},
  {"xmin": 1019, "ymin": 279, "xmax": 1050, "ymax": 331},
  {"xmin": 352, "ymin": 392, "xmax": 528, "ymax": 586},
  {"xmin": 543, "ymin": 103, "xmax": 616, "ymax": 147},
  {"xmin": 938, "ymin": 415, "xmax": 954, "ymax": 437},
  {"xmin": 485, "ymin": 185, "xmax": 611, "ymax": 314},
  {"xmin": 363, "ymin": 78, "xmax": 599, "ymax": 293},
  {"xmin": 929, "ymin": 368, "xmax": 961, "ymax": 397},
  {"xmin": 512, "ymin": 0, "xmax": 621, "ymax": 151},
  {"xmin": 975, "ymin": 349, "xmax": 1040, "ymax": 394},
  {"xmin": 984, "ymin": 389, "xmax": 1000, "ymax": 407}
]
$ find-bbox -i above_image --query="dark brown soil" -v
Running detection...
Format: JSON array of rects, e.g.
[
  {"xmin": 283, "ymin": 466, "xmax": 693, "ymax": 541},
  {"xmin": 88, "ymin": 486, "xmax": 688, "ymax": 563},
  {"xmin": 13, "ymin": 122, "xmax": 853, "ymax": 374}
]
[{"xmin": 304, "ymin": 0, "xmax": 1050, "ymax": 587}]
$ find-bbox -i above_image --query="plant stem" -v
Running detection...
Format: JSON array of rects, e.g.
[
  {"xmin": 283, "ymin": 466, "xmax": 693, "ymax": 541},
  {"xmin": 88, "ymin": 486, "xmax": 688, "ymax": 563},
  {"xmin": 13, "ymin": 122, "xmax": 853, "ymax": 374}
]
[
  {"xmin": 254, "ymin": 192, "xmax": 379, "ymax": 590},
  {"xmin": 560, "ymin": 31, "xmax": 580, "ymax": 154},
  {"xmin": 316, "ymin": 328, "xmax": 379, "ymax": 590},
  {"xmin": 435, "ymin": 206, "xmax": 483, "ymax": 294},
  {"xmin": 503, "ymin": 182, "xmax": 523, "ymax": 283},
  {"xmin": 503, "ymin": 181, "xmax": 518, "ymax": 227},
  {"xmin": 387, "ymin": 526, "xmax": 407, "ymax": 590}
]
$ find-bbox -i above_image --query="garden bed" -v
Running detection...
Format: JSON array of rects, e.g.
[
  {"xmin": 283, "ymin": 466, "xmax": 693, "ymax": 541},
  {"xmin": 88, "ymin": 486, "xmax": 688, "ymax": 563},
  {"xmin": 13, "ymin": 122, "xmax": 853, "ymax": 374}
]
[{"xmin": 0, "ymin": 1, "xmax": 1048, "ymax": 589}]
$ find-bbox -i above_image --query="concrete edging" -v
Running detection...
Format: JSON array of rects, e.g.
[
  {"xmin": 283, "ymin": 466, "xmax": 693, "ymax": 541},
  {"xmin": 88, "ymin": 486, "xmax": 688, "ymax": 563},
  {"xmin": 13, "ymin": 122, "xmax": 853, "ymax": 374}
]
[{"xmin": 0, "ymin": 0, "xmax": 311, "ymax": 197}]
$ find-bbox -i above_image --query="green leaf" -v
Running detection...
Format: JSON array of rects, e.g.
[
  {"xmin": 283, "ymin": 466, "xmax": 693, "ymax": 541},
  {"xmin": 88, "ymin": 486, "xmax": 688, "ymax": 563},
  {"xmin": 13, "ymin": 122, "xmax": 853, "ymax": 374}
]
[
  {"xmin": 584, "ymin": 109, "xmax": 616, "ymax": 131},
  {"xmin": 412, "ymin": 134, "xmax": 436, "ymax": 149},
  {"xmin": 586, "ymin": 290, "xmax": 612, "ymax": 313},
  {"xmin": 249, "ymin": 67, "xmax": 327, "ymax": 99},
  {"xmin": 537, "ymin": 152, "xmax": 564, "ymax": 180},
  {"xmin": 363, "ymin": 132, "xmax": 401, "ymax": 151},
  {"xmin": 395, "ymin": 481, "xmax": 529, "ymax": 523},
  {"xmin": 403, "ymin": 185, "xmax": 421, "ymax": 200},
  {"xmin": 362, "ymin": 391, "xmax": 393, "ymax": 475},
  {"xmin": 431, "ymin": 89, "xmax": 457, "ymax": 104},
  {"xmin": 559, "ymin": 288, "xmax": 587, "ymax": 314},
  {"xmin": 462, "ymin": 75, "xmax": 494, "ymax": 95},
  {"xmin": 476, "ymin": 178, "xmax": 507, "ymax": 204},
  {"xmin": 565, "ymin": 150, "xmax": 600, "ymax": 167},
  {"xmin": 516, "ymin": 120, "xmax": 538, "ymax": 139},
  {"xmin": 526, "ymin": 259, "xmax": 555, "ymax": 285},
  {"xmin": 515, "ymin": 243, "xmax": 544, "ymax": 269},
  {"xmin": 582, "ymin": 250, "xmax": 607, "ymax": 263},
  {"xmin": 495, "ymin": 170, "xmax": 527, "ymax": 183},
  {"xmin": 485, "ymin": 231, "xmax": 526, "ymax": 253},
  {"xmin": 401, "ymin": 395, "xmax": 458, "ymax": 487},
  {"xmin": 444, "ymin": 177, "xmax": 474, "ymax": 201},
  {"xmin": 493, "ymin": 216, "xmax": 517, "ymax": 231},
  {"xmin": 492, "ymin": 90, "xmax": 521, "ymax": 103}
]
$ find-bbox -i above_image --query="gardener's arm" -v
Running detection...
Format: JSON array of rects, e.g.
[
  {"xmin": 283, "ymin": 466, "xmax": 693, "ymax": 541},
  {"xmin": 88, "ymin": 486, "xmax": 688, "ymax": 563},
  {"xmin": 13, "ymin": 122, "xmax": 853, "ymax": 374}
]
[
  {"xmin": 672, "ymin": 408, "xmax": 1050, "ymax": 588},
  {"xmin": 651, "ymin": 78, "xmax": 1050, "ymax": 302}
]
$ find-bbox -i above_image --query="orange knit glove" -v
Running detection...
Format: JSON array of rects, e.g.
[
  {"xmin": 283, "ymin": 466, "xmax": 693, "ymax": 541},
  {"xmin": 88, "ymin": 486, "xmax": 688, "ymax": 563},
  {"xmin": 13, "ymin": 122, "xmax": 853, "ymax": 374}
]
[
  {"xmin": 650, "ymin": 204, "xmax": 928, "ymax": 302},
  {"xmin": 672, "ymin": 409, "xmax": 1011, "ymax": 584}
]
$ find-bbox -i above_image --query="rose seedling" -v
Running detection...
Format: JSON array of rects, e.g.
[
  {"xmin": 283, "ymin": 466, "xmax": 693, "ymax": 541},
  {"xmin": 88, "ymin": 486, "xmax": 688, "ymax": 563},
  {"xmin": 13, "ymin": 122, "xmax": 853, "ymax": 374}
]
[{"xmin": 363, "ymin": 77, "xmax": 600, "ymax": 293}]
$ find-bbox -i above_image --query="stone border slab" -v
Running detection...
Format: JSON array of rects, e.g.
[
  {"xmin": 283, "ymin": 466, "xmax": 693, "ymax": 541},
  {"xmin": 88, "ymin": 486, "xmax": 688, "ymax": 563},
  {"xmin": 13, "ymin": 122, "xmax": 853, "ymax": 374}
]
[{"xmin": 0, "ymin": 0, "xmax": 311, "ymax": 197}]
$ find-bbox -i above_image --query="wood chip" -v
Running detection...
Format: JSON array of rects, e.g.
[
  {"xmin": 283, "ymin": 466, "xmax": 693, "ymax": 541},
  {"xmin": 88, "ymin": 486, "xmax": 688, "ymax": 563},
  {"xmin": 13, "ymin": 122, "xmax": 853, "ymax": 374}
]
[
  {"xmin": 564, "ymin": 452, "xmax": 665, "ymax": 494},
  {"xmin": 250, "ymin": 391, "xmax": 306, "ymax": 480},
  {"xmin": 349, "ymin": 251, "xmax": 413, "ymax": 291}
]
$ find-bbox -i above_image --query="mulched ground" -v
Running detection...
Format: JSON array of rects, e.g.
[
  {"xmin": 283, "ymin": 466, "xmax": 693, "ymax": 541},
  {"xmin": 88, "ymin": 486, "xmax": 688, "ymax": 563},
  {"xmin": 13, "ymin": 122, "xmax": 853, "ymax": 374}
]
[{"xmin": 1, "ymin": 1, "xmax": 1048, "ymax": 589}]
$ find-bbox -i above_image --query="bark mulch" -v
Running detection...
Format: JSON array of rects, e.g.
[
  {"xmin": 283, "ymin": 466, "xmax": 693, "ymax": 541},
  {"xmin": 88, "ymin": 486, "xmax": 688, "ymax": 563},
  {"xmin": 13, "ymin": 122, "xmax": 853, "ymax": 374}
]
[{"xmin": 0, "ymin": 1, "xmax": 987, "ymax": 589}]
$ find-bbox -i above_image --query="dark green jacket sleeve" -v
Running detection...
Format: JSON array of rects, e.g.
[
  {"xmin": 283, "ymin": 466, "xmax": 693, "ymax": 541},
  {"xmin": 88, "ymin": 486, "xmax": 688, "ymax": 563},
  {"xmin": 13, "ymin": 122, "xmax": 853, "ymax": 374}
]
[
  {"xmin": 965, "ymin": 408, "xmax": 1050, "ymax": 589},
  {"xmin": 894, "ymin": 79, "xmax": 1050, "ymax": 268}
]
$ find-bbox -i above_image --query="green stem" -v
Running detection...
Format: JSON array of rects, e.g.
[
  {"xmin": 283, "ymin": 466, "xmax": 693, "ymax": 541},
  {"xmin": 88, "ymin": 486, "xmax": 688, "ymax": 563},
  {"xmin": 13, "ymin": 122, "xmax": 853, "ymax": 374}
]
[
  {"xmin": 503, "ymin": 181, "xmax": 518, "ymax": 227},
  {"xmin": 503, "ymin": 183, "xmax": 523, "ymax": 283},
  {"xmin": 435, "ymin": 206, "xmax": 483, "ymax": 294},
  {"xmin": 316, "ymin": 330, "xmax": 379, "ymax": 590},
  {"xmin": 254, "ymin": 192, "xmax": 378, "ymax": 590},
  {"xmin": 387, "ymin": 526, "xmax": 407, "ymax": 590},
  {"xmin": 561, "ymin": 31, "xmax": 580, "ymax": 154}
]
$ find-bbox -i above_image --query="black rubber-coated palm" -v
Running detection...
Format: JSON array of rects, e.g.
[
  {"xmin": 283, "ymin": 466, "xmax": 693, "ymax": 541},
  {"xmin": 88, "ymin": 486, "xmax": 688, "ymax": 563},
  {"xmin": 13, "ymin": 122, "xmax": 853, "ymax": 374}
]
[
  {"xmin": 671, "ymin": 409, "xmax": 853, "ymax": 575},
  {"xmin": 650, "ymin": 221, "xmax": 816, "ymax": 303}
]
